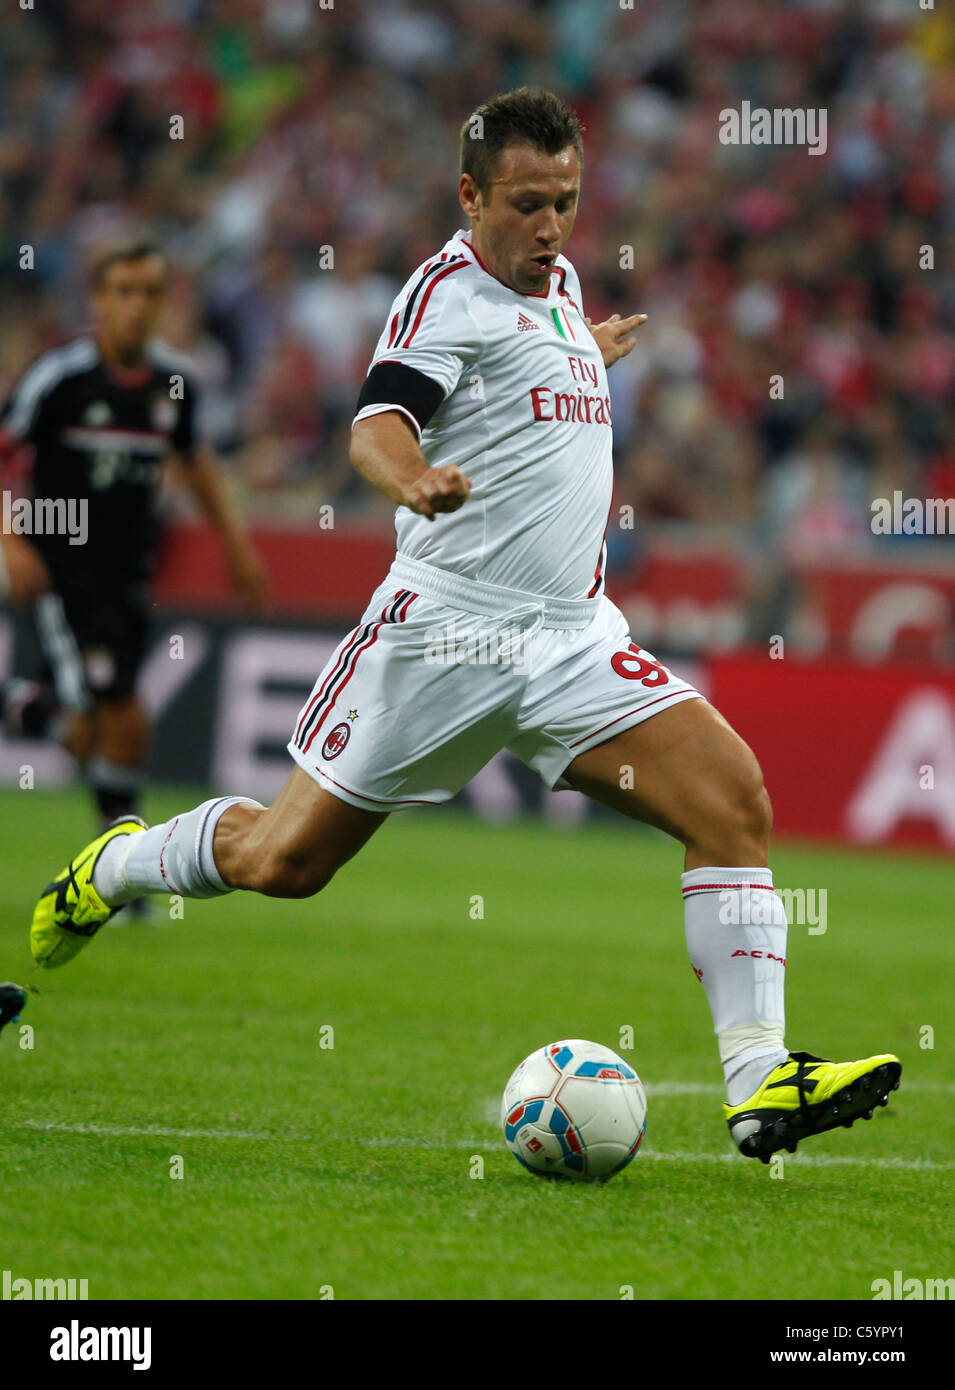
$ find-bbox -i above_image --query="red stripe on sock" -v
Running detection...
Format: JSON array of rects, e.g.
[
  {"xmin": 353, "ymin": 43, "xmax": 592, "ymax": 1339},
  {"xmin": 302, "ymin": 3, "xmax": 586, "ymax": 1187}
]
[{"xmin": 682, "ymin": 882, "xmax": 776, "ymax": 895}]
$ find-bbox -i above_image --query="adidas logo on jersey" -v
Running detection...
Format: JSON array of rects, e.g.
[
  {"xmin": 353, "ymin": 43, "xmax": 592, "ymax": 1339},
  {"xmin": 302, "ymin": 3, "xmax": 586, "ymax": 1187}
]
[{"xmin": 517, "ymin": 312, "xmax": 540, "ymax": 333}]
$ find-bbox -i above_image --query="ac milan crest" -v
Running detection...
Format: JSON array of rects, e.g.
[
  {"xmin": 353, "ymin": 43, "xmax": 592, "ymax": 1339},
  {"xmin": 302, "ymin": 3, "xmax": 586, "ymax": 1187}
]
[{"xmin": 321, "ymin": 723, "xmax": 351, "ymax": 760}]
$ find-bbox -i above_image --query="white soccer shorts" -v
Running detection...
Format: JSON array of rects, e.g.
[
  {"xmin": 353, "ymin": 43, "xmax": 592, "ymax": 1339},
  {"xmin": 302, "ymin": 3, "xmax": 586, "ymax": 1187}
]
[{"xmin": 287, "ymin": 556, "xmax": 702, "ymax": 812}]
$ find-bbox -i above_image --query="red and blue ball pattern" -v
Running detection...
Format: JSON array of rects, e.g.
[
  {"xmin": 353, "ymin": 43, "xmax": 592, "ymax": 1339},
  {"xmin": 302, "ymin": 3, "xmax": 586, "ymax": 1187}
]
[{"xmin": 501, "ymin": 1039, "xmax": 648, "ymax": 1181}]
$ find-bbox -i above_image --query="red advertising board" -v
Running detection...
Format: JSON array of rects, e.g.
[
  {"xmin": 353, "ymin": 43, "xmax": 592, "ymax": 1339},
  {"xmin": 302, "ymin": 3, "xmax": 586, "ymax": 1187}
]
[
  {"xmin": 155, "ymin": 522, "xmax": 955, "ymax": 663},
  {"xmin": 708, "ymin": 652, "xmax": 955, "ymax": 851}
]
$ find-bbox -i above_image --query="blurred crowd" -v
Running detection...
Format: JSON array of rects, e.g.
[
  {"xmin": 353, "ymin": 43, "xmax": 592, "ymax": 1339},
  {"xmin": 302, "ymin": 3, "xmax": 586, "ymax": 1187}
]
[{"xmin": 1, "ymin": 0, "xmax": 954, "ymax": 561}]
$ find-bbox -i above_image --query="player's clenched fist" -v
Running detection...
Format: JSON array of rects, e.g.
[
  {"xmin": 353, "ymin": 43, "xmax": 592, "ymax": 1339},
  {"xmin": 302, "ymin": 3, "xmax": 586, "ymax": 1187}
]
[{"xmin": 404, "ymin": 465, "xmax": 472, "ymax": 521}]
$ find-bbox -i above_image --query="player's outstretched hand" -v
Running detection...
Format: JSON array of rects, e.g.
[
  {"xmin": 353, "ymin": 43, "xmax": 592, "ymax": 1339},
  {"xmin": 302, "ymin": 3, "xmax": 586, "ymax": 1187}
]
[
  {"xmin": 584, "ymin": 312, "xmax": 648, "ymax": 369},
  {"xmin": 404, "ymin": 465, "xmax": 472, "ymax": 522}
]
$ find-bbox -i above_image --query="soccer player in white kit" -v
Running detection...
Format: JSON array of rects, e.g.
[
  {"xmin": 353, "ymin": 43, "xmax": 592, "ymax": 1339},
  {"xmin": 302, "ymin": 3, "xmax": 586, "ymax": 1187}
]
[{"xmin": 29, "ymin": 88, "xmax": 899, "ymax": 1161}]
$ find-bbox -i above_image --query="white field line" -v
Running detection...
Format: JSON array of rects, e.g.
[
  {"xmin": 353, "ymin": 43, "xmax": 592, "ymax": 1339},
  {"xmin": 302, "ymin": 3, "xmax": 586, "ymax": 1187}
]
[
  {"xmin": 9, "ymin": 1119, "xmax": 272, "ymax": 1141},
  {"xmin": 7, "ymin": 1118, "xmax": 953, "ymax": 1172}
]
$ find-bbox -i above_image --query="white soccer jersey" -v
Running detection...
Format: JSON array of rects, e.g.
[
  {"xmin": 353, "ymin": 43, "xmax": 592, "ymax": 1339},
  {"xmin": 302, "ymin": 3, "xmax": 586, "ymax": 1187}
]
[{"xmin": 353, "ymin": 227, "xmax": 613, "ymax": 600}]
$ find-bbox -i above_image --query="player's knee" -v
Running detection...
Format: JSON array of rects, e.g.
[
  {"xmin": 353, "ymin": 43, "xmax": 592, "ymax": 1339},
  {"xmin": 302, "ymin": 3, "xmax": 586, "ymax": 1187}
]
[
  {"xmin": 127, "ymin": 700, "xmax": 151, "ymax": 742},
  {"xmin": 97, "ymin": 697, "xmax": 151, "ymax": 763},
  {"xmin": 126, "ymin": 700, "xmax": 150, "ymax": 745},
  {"xmin": 739, "ymin": 769, "xmax": 773, "ymax": 851},
  {"xmin": 723, "ymin": 748, "xmax": 771, "ymax": 840},
  {"xmin": 123, "ymin": 716, "xmax": 150, "ymax": 764},
  {"xmin": 691, "ymin": 750, "xmax": 772, "ymax": 863},
  {"xmin": 63, "ymin": 711, "xmax": 96, "ymax": 762}
]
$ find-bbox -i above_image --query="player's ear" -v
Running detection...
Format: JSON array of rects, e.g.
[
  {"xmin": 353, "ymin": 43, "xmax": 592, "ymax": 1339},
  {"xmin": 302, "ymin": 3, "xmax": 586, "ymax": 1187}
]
[{"xmin": 459, "ymin": 173, "xmax": 481, "ymax": 218}]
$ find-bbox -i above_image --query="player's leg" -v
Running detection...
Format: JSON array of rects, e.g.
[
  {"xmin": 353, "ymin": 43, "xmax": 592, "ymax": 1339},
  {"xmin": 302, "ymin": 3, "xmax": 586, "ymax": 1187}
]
[
  {"xmin": 31, "ymin": 589, "xmax": 93, "ymax": 720},
  {"xmin": 82, "ymin": 692, "xmax": 154, "ymax": 920},
  {"xmin": 87, "ymin": 693, "xmax": 150, "ymax": 826},
  {"xmin": 30, "ymin": 766, "xmax": 386, "ymax": 968},
  {"xmin": 31, "ymin": 571, "xmax": 437, "ymax": 965},
  {"xmin": 563, "ymin": 697, "xmax": 784, "ymax": 1101},
  {"xmin": 562, "ymin": 696, "xmax": 770, "ymax": 868},
  {"xmin": 3, "ymin": 584, "xmax": 110, "ymax": 771},
  {"xmin": 2, "ymin": 587, "xmax": 93, "ymax": 743},
  {"xmin": 30, "ymin": 572, "xmax": 518, "ymax": 967},
  {"xmin": 213, "ymin": 768, "xmax": 386, "ymax": 895},
  {"xmin": 107, "ymin": 765, "xmax": 385, "ymax": 902},
  {"xmin": 61, "ymin": 709, "xmax": 96, "ymax": 762},
  {"xmin": 562, "ymin": 697, "xmax": 900, "ymax": 1158},
  {"xmin": 514, "ymin": 600, "xmax": 900, "ymax": 1160},
  {"xmin": 72, "ymin": 585, "xmax": 153, "ymax": 837}
]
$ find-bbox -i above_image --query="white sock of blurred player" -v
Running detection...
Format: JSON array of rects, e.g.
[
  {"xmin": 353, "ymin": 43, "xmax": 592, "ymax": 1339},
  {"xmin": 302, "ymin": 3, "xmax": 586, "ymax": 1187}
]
[{"xmin": 681, "ymin": 866, "xmax": 789, "ymax": 1104}]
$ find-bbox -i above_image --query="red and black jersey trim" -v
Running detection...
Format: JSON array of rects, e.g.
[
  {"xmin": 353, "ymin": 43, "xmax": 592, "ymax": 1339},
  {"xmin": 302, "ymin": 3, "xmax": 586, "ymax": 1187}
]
[
  {"xmin": 554, "ymin": 265, "xmax": 581, "ymax": 313},
  {"xmin": 588, "ymin": 513, "xmax": 610, "ymax": 597},
  {"xmin": 294, "ymin": 590, "xmax": 418, "ymax": 755},
  {"xmin": 386, "ymin": 256, "xmax": 467, "ymax": 351},
  {"xmin": 587, "ymin": 539, "xmax": 607, "ymax": 598}
]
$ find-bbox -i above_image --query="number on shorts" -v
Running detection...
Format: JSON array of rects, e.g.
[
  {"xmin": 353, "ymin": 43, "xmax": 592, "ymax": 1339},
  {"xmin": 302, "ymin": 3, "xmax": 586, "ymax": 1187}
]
[{"xmin": 611, "ymin": 642, "xmax": 669, "ymax": 688}]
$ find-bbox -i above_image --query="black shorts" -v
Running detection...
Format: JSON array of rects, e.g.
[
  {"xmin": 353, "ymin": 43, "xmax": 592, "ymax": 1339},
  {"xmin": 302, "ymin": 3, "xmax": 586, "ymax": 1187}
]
[{"xmin": 33, "ymin": 578, "xmax": 151, "ymax": 707}]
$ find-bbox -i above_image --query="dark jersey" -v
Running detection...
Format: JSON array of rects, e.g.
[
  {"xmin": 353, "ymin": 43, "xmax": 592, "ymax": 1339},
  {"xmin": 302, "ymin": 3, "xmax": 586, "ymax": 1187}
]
[{"xmin": 0, "ymin": 335, "xmax": 199, "ymax": 585}]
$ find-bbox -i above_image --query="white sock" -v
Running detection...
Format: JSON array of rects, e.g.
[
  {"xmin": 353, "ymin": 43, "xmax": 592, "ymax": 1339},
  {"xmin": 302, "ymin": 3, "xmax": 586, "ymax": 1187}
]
[
  {"xmin": 682, "ymin": 866, "xmax": 789, "ymax": 1104},
  {"xmin": 92, "ymin": 797, "xmax": 263, "ymax": 905}
]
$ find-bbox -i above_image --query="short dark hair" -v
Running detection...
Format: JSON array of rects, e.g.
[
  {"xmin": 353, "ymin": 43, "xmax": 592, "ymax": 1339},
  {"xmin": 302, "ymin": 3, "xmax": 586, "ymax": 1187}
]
[
  {"xmin": 89, "ymin": 236, "xmax": 167, "ymax": 290},
  {"xmin": 460, "ymin": 87, "xmax": 584, "ymax": 197}
]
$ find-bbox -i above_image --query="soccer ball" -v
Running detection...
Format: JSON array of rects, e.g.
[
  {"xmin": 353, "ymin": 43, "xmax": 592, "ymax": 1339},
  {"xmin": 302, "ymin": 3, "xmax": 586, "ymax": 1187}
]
[{"xmin": 500, "ymin": 1039, "xmax": 648, "ymax": 1181}]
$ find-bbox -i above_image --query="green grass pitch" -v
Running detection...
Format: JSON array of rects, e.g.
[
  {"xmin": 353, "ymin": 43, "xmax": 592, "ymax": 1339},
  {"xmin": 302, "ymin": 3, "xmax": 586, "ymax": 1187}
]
[{"xmin": 1, "ymin": 785, "xmax": 952, "ymax": 1300}]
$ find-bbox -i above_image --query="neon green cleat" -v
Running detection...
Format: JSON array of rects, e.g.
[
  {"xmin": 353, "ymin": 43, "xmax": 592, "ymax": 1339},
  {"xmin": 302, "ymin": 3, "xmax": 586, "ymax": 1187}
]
[
  {"xmin": 725, "ymin": 1050, "xmax": 902, "ymax": 1162},
  {"xmin": 30, "ymin": 816, "xmax": 148, "ymax": 969}
]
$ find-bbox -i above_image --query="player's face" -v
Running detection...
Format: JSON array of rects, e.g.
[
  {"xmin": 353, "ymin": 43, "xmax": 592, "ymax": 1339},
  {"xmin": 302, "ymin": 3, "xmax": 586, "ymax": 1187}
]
[
  {"xmin": 93, "ymin": 256, "xmax": 168, "ymax": 361},
  {"xmin": 460, "ymin": 143, "xmax": 580, "ymax": 294}
]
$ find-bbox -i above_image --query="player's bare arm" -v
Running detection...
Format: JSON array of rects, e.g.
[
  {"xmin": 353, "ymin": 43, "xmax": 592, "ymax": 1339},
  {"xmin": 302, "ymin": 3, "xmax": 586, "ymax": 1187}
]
[
  {"xmin": 169, "ymin": 447, "xmax": 272, "ymax": 611},
  {"xmin": 0, "ymin": 433, "xmax": 52, "ymax": 605},
  {"xmin": 0, "ymin": 530, "xmax": 51, "ymax": 607},
  {"xmin": 585, "ymin": 312, "xmax": 648, "ymax": 368},
  {"xmin": 350, "ymin": 411, "xmax": 471, "ymax": 521}
]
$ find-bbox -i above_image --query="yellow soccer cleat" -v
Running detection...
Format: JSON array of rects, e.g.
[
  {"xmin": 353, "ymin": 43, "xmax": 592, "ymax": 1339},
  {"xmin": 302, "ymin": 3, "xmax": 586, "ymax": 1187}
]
[
  {"xmin": 30, "ymin": 816, "xmax": 148, "ymax": 969},
  {"xmin": 725, "ymin": 1050, "xmax": 902, "ymax": 1162}
]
